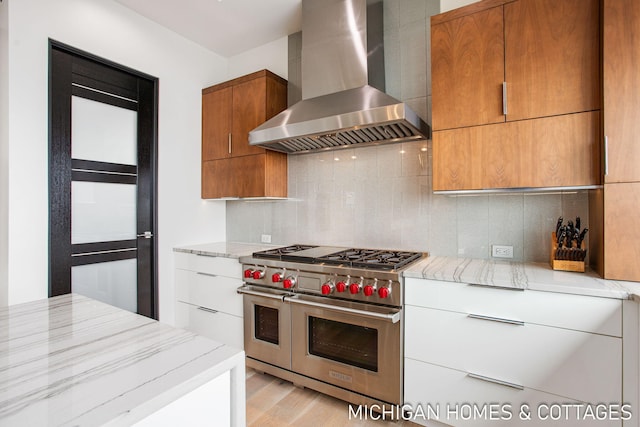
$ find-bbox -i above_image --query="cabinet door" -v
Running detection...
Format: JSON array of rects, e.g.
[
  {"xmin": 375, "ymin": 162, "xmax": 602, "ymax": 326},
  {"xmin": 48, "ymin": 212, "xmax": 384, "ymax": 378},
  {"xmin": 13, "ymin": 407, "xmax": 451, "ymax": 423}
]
[
  {"xmin": 202, "ymin": 158, "xmax": 237, "ymax": 198},
  {"xmin": 505, "ymin": 0, "xmax": 601, "ymax": 121},
  {"xmin": 604, "ymin": 183, "xmax": 640, "ymax": 281},
  {"xmin": 231, "ymin": 78, "xmax": 267, "ymax": 158},
  {"xmin": 433, "ymin": 111, "xmax": 599, "ymax": 191},
  {"xmin": 431, "ymin": 5, "xmax": 505, "ymax": 131},
  {"xmin": 202, "ymin": 87, "xmax": 232, "ymax": 161},
  {"xmin": 603, "ymin": 0, "xmax": 640, "ymax": 183}
]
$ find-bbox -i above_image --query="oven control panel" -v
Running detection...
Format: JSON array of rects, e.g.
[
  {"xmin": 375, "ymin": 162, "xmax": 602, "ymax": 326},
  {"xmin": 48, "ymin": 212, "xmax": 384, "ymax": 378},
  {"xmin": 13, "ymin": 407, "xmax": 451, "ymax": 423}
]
[{"xmin": 242, "ymin": 264, "xmax": 402, "ymax": 307}]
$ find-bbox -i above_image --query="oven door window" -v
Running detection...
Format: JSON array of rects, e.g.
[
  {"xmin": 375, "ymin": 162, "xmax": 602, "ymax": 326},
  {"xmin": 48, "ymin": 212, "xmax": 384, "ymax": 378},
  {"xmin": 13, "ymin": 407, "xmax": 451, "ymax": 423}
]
[
  {"xmin": 255, "ymin": 305, "xmax": 279, "ymax": 345},
  {"xmin": 308, "ymin": 316, "xmax": 378, "ymax": 372}
]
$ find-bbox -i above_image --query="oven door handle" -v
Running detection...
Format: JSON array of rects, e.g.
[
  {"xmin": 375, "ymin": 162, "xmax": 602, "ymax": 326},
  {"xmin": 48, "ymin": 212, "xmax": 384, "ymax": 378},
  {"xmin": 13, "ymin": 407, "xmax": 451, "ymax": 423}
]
[
  {"xmin": 287, "ymin": 296, "xmax": 401, "ymax": 323},
  {"xmin": 237, "ymin": 285, "xmax": 290, "ymax": 301}
]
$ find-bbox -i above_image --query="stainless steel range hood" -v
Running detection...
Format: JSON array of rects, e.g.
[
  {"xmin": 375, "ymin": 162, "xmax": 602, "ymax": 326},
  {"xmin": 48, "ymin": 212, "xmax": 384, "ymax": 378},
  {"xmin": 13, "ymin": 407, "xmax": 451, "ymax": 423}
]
[{"xmin": 249, "ymin": 0, "xmax": 430, "ymax": 154}]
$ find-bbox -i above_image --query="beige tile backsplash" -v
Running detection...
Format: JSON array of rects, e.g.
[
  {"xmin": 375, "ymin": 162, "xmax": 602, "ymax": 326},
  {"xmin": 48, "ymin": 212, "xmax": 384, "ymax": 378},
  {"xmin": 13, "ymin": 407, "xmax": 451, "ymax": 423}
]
[{"xmin": 225, "ymin": 0, "xmax": 591, "ymax": 263}]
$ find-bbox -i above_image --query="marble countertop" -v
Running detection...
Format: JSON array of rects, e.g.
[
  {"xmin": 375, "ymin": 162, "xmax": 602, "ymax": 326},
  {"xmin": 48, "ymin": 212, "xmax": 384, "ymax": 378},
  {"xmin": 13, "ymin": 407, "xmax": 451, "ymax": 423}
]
[
  {"xmin": 0, "ymin": 294, "xmax": 244, "ymax": 426},
  {"xmin": 404, "ymin": 256, "xmax": 633, "ymax": 300},
  {"xmin": 173, "ymin": 241, "xmax": 275, "ymax": 259}
]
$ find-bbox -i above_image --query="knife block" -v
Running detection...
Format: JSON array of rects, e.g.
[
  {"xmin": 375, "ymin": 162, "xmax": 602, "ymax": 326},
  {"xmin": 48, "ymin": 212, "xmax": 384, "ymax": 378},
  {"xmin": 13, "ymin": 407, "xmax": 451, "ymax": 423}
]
[{"xmin": 550, "ymin": 232, "xmax": 586, "ymax": 272}]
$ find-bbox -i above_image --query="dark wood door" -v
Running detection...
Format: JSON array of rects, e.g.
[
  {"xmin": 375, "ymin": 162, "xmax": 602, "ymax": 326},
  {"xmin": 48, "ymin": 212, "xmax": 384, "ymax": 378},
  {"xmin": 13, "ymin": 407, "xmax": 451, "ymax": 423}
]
[{"xmin": 49, "ymin": 40, "xmax": 158, "ymax": 319}]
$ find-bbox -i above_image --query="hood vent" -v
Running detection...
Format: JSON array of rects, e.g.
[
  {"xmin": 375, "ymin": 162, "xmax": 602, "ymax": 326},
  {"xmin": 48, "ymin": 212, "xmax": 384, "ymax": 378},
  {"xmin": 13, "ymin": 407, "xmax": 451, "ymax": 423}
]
[{"xmin": 249, "ymin": 0, "xmax": 430, "ymax": 154}]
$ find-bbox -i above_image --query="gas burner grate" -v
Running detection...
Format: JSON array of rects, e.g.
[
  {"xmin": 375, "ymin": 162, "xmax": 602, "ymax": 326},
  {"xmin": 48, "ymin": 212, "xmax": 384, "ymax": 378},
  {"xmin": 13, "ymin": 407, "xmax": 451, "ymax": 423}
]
[
  {"xmin": 252, "ymin": 244, "xmax": 318, "ymax": 260},
  {"xmin": 317, "ymin": 248, "xmax": 423, "ymax": 270},
  {"xmin": 351, "ymin": 251, "xmax": 423, "ymax": 270}
]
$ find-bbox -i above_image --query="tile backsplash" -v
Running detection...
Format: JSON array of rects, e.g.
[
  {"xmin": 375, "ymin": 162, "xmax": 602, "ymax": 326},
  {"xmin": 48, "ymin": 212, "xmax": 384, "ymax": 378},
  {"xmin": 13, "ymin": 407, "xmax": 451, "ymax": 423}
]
[
  {"xmin": 226, "ymin": 141, "xmax": 589, "ymax": 263},
  {"xmin": 225, "ymin": 0, "xmax": 591, "ymax": 263}
]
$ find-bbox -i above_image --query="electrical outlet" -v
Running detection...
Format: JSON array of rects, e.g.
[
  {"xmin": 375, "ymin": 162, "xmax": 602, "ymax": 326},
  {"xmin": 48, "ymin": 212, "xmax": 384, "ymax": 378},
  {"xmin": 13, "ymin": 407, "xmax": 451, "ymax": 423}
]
[
  {"xmin": 492, "ymin": 245, "xmax": 513, "ymax": 259},
  {"xmin": 261, "ymin": 234, "xmax": 272, "ymax": 244}
]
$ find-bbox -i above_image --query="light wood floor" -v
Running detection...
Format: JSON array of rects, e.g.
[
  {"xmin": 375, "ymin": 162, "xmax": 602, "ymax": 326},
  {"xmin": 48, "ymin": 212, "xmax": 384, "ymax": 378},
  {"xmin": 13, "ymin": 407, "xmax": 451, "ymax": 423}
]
[{"xmin": 246, "ymin": 367, "xmax": 420, "ymax": 426}]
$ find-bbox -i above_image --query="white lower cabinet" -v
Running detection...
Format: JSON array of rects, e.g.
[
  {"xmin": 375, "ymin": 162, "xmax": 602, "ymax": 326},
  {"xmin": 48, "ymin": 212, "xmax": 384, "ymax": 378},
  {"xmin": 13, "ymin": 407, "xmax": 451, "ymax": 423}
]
[
  {"xmin": 174, "ymin": 252, "xmax": 244, "ymax": 349},
  {"xmin": 404, "ymin": 279, "xmax": 625, "ymax": 427}
]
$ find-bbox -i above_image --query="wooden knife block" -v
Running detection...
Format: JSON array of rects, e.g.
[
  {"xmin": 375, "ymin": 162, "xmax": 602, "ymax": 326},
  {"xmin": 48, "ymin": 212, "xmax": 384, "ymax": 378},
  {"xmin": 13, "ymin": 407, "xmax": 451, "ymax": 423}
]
[{"xmin": 550, "ymin": 232, "xmax": 586, "ymax": 272}]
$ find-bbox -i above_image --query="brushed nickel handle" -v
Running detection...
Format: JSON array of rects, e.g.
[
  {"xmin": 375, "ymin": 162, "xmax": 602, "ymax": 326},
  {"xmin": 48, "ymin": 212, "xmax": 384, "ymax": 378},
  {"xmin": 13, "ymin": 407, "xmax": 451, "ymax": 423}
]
[
  {"xmin": 468, "ymin": 283, "xmax": 524, "ymax": 292},
  {"xmin": 237, "ymin": 286, "xmax": 290, "ymax": 301},
  {"xmin": 604, "ymin": 135, "xmax": 609, "ymax": 177},
  {"xmin": 468, "ymin": 313, "xmax": 524, "ymax": 326},
  {"xmin": 228, "ymin": 133, "xmax": 232, "ymax": 154},
  {"xmin": 288, "ymin": 296, "xmax": 401, "ymax": 323},
  {"xmin": 196, "ymin": 272, "xmax": 217, "ymax": 278},
  {"xmin": 137, "ymin": 231, "xmax": 153, "ymax": 239},
  {"xmin": 502, "ymin": 82, "xmax": 508, "ymax": 116},
  {"xmin": 467, "ymin": 372, "xmax": 524, "ymax": 390},
  {"xmin": 197, "ymin": 306, "xmax": 218, "ymax": 314}
]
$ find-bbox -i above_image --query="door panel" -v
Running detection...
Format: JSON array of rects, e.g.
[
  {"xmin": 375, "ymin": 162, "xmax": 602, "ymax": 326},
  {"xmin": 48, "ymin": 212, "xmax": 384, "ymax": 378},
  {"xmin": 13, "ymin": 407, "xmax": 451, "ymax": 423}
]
[
  {"xmin": 505, "ymin": 0, "xmax": 601, "ymax": 121},
  {"xmin": 231, "ymin": 78, "xmax": 267, "ymax": 157},
  {"xmin": 431, "ymin": 5, "xmax": 505, "ymax": 130},
  {"xmin": 49, "ymin": 41, "xmax": 158, "ymax": 319},
  {"xmin": 71, "ymin": 95, "xmax": 138, "ymax": 164},
  {"xmin": 202, "ymin": 87, "xmax": 232, "ymax": 161}
]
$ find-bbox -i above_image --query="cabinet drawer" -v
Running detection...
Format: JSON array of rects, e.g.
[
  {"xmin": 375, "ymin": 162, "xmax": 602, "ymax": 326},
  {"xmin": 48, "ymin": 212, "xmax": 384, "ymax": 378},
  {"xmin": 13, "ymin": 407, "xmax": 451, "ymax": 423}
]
[
  {"xmin": 405, "ymin": 278, "xmax": 622, "ymax": 336},
  {"xmin": 176, "ymin": 301, "xmax": 244, "ymax": 350},
  {"xmin": 405, "ymin": 306, "xmax": 621, "ymax": 405},
  {"xmin": 404, "ymin": 358, "xmax": 621, "ymax": 427},
  {"xmin": 175, "ymin": 269, "xmax": 243, "ymax": 317},
  {"xmin": 175, "ymin": 252, "xmax": 242, "ymax": 278}
]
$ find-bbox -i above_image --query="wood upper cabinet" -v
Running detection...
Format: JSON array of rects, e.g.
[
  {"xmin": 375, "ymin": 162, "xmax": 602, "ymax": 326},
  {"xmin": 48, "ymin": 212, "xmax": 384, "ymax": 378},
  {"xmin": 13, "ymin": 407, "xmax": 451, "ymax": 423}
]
[
  {"xmin": 433, "ymin": 111, "xmax": 600, "ymax": 191},
  {"xmin": 603, "ymin": 0, "xmax": 640, "ymax": 184},
  {"xmin": 201, "ymin": 70, "xmax": 288, "ymax": 199},
  {"xmin": 591, "ymin": 0, "xmax": 640, "ymax": 282},
  {"xmin": 504, "ymin": 0, "xmax": 601, "ymax": 121},
  {"xmin": 431, "ymin": 0, "xmax": 601, "ymax": 191},
  {"xmin": 431, "ymin": 4, "xmax": 505, "ymax": 130},
  {"xmin": 432, "ymin": 0, "xmax": 600, "ymax": 131}
]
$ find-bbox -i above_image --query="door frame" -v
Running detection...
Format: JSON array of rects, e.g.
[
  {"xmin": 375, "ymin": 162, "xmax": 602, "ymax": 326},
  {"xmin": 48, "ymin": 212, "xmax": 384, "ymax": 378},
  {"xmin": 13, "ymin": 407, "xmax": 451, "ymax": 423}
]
[{"xmin": 48, "ymin": 39, "xmax": 159, "ymax": 319}]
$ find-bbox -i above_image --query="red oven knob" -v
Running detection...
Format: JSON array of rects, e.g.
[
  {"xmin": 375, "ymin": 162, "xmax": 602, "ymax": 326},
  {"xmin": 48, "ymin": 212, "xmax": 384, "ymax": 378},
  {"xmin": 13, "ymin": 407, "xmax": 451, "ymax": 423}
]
[
  {"xmin": 321, "ymin": 283, "xmax": 334, "ymax": 295},
  {"xmin": 363, "ymin": 285, "xmax": 375, "ymax": 297},
  {"xmin": 349, "ymin": 283, "xmax": 361, "ymax": 294},
  {"xmin": 252, "ymin": 270, "xmax": 265, "ymax": 280},
  {"xmin": 272, "ymin": 272, "xmax": 283, "ymax": 283},
  {"xmin": 283, "ymin": 276, "xmax": 296, "ymax": 289},
  {"xmin": 378, "ymin": 287, "xmax": 391, "ymax": 299},
  {"xmin": 336, "ymin": 281, "xmax": 347, "ymax": 293},
  {"xmin": 243, "ymin": 269, "xmax": 253, "ymax": 278}
]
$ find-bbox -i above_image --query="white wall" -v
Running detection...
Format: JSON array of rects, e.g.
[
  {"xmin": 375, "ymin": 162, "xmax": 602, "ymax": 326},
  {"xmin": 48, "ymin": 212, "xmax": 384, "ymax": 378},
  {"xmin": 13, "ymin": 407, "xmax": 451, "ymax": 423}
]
[
  {"xmin": 227, "ymin": 36, "xmax": 289, "ymax": 81},
  {"xmin": 3, "ymin": 0, "xmax": 228, "ymax": 324},
  {"xmin": 0, "ymin": 0, "xmax": 9, "ymax": 307},
  {"xmin": 440, "ymin": 0, "xmax": 478, "ymax": 13}
]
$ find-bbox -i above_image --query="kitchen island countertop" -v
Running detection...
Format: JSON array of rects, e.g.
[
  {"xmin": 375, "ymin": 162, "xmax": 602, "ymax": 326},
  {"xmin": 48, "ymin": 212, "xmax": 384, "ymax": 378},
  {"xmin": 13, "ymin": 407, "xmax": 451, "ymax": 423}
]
[
  {"xmin": 403, "ymin": 256, "xmax": 633, "ymax": 300},
  {"xmin": 0, "ymin": 294, "xmax": 245, "ymax": 426}
]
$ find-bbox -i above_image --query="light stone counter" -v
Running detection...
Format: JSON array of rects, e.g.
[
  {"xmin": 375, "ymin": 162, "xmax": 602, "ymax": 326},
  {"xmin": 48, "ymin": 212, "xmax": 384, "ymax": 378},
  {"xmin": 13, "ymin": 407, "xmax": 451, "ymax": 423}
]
[
  {"xmin": 173, "ymin": 241, "xmax": 275, "ymax": 259},
  {"xmin": 0, "ymin": 294, "xmax": 245, "ymax": 426},
  {"xmin": 403, "ymin": 256, "xmax": 632, "ymax": 300}
]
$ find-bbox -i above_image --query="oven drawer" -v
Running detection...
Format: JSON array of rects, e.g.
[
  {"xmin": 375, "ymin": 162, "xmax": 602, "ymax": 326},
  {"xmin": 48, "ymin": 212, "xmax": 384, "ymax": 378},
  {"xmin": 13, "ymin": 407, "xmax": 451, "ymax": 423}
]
[
  {"xmin": 290, "ymin": 295, "xmax": 402, "ymax": 405},
  {"xmin": 405, "ymin": 278, "xmax": 622, "ymax": 336},
  {"xmin": 404, "ymin": 358, "xmax": 621, "ymax": 427},
  {"xmin": 175, "ymin": 269, "xmax": 243, "ymax": 317},
  {"xmin": 405, "ymin": 305, "xmax": 621, "ymax": 405},
  {"xmin": 241, "ymin": 287, "xmax": 292, "ymax": 370},
  {"xmin": 175, "ymin": 252, "xmax": 242, "ymax": 278},
  {"xmin": 175, "ymin": 301, "xmax": 243, "ymax": 349}
]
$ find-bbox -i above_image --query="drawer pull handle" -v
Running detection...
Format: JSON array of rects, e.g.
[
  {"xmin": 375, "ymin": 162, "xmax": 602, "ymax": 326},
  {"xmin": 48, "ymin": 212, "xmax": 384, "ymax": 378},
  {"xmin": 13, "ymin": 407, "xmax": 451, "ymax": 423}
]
[
  {"xmin": 197, "ymin": 306, "xmax": 218, "ymax": 314},
  {"xmin": 467, "ymin": 372, "xmax": 523, "ymax": 390},
  {"xmin": 196, "ymin": 272, "xmax": 218, "ymax": 278},
  {"xmin": 468, "ymin": 313, "xmax": 524, "ymax": 326},
  {"xmin": 468, "ymin": 283, "xmax": 524, "ymax": 292}
]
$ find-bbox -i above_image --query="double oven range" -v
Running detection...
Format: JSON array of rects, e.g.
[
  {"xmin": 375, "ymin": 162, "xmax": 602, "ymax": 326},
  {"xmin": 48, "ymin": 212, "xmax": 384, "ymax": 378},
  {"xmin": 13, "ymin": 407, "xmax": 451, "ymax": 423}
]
[{"xmin": 237, "ymin": 245, "xmax": 426, "ymax": 407}]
